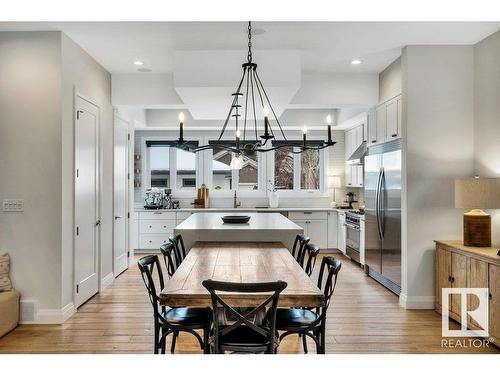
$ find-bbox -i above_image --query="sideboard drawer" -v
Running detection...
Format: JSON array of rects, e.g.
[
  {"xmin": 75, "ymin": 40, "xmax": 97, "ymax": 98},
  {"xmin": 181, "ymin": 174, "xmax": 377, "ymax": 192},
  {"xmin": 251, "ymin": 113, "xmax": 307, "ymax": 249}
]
[
  {"xmin": 139, "ymin": 235, "xmax": 172, "ymax": 249},
  {"xmin": 140, "ymin": 219, "xmax": 176, "ymax": 234},
  {"xmin": 139, "ymin": 211, "xmax": 176, "ymax": 220}
]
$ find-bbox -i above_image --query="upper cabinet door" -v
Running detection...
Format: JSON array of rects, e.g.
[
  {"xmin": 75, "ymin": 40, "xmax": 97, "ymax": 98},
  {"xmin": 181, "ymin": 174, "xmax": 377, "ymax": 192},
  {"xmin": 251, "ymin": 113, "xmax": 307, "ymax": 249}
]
[
  {"xmin": 368, "ymin": 108, "xmax": 377, "ymax": 145},
  {"xmin": 386, "ymin": 99, "xmax": 399, "ymax": 141},
  {"xmin": 376, "ymin": 105, "xmax": 386, "ymax": 144},
  {"xmin": 355, "ymin": 125, "xmax": 364, "ymax": 149}
]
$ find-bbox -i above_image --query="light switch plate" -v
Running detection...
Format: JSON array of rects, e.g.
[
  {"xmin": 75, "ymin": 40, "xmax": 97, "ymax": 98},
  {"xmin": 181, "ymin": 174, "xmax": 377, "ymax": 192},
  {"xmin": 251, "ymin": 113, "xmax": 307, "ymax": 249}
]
[{"xmin": 2, "ymin": 199, "xmax": 24, "ymax": 212}]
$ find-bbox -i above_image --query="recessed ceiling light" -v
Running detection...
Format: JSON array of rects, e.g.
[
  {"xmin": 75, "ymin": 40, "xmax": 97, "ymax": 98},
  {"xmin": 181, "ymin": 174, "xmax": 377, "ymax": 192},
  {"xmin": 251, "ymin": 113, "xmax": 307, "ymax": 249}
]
[
  {"xmin": 133, "ymin": 61, "xmax": 144, "ymax": 66},
  {"xmin": 351, "ymin": 59, "xmax": 362, "ymax": 65}
]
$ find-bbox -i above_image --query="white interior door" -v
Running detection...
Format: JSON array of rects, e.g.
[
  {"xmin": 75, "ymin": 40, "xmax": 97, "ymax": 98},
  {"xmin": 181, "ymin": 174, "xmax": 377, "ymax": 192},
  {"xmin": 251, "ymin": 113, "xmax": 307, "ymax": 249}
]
[
  {"xmin": 74, "ymin": 96, "xmax": 100, "ymax": 308},
  {"xmin": 114, "ymin": 115, "xmax": 129, "ymax": 277}
]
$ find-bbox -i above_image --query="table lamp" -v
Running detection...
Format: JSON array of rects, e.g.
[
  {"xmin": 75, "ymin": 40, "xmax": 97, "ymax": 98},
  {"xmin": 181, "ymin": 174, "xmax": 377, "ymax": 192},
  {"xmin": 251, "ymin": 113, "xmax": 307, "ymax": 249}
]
[
  {"xmin": 454, "ymin": 177, "xmax": 500, "ymax": 247},
  {"xmin": 329, "ymin": 175, "xmax": 342, "ymax": 208}
]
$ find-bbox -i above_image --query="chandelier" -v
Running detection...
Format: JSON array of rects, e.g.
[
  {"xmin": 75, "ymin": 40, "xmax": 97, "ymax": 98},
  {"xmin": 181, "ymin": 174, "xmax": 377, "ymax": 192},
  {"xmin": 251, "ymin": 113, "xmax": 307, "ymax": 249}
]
[{"xmin": 176, "ymin": 21, "xmax": 336, "ymax": 169}]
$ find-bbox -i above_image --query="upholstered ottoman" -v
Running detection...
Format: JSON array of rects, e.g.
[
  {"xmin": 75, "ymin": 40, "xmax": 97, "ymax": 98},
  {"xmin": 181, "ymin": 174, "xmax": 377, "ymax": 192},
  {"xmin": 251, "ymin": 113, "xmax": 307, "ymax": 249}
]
[{"xmin": 0, "ymin": 290, "xmax": 19, "ymax": 337}]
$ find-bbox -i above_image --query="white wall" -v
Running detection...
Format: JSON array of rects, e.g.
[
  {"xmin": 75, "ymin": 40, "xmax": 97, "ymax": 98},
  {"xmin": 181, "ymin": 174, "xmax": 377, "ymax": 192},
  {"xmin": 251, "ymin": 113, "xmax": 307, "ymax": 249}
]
[
  {"xmin": 473, "ymin": 30, "xmax": 500, "ymax": 244},
  {"xmin": 61, "ymin": 34, "xmax": 113, "ymax": 306},
  {"xmin": 0, "ymin": 32, "xmax": 63, "ymax": 311},
  {"xmin": 401, "ymin": 45, "xmax": 474, "ymax": 309},
  {"xmin": 379, "ymin": 57, "xmax": 402, "ymax": 103}
]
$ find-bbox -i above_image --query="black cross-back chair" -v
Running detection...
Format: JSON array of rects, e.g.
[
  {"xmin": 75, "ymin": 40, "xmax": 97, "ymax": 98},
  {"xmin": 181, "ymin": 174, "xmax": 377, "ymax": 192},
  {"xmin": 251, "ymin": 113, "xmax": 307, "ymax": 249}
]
[
  {"xmin": 159, "ymin": 242, "xmax": 181, "ymax": 277},
  {"xmin": 291, "ymin": 234, "xmax": 310, "ymax": 262},
  {"xmin": 169, "ymin": 234, "xmax": 187, "ymax": 264},
  {"xmin": 202, "ymin": 279, "xmax": 287, "ymax": 354},
  {"xmin": 137, "ymin": 255, "xmax": 212, "ymax": 354},
  {"xmin": 300, "ymin": 243, "xmax": 321, "ymax": 277},
  {"xmin": 269, "ymin": 256, "xmax": 341, "ymax": 354}
]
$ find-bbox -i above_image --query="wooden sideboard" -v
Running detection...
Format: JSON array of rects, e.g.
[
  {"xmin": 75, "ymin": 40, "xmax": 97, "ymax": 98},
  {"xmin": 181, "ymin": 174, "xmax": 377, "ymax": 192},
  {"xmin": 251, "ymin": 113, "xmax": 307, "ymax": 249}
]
[{"xmin": 435, "ymin": 240, "xmax": 500, "ymax": 345}]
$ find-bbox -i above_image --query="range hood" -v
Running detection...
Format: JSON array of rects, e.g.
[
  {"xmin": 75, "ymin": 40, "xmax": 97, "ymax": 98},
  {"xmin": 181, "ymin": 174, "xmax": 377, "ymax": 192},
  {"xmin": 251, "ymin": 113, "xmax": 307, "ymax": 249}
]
[{"xmin": 347, "ymin": 141, "xmax": 367, "ymax": 164}]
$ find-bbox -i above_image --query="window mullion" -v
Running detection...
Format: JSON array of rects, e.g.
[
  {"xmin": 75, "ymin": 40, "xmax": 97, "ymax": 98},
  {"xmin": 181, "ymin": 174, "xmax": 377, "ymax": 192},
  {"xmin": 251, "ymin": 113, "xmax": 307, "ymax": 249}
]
[
  {"xmin": 293, "ymin": 147, "xmax": 301, "ymax": 190},
  {"xmin": 170, "ymin": 147, "xmax": 177, "ymax": 191}
]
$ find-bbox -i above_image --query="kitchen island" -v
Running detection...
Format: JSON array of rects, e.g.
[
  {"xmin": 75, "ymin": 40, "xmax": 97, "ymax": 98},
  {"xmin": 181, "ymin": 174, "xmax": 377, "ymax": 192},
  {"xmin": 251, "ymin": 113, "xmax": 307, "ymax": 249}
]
[{"xmin": 174, "ymin": 212, "xmax": 303, "ymax": 251}]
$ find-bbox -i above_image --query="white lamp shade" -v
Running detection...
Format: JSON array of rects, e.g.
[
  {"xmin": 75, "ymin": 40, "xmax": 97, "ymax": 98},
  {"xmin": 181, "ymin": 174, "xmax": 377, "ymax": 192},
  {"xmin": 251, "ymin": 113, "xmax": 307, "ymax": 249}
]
[
  {"xmin": 329, "ymin": 175, "xmax": 342, "ymax": 189},
  {"xmin": 454, "ymin": 177, "xmax": 500, "ymax": 209}
]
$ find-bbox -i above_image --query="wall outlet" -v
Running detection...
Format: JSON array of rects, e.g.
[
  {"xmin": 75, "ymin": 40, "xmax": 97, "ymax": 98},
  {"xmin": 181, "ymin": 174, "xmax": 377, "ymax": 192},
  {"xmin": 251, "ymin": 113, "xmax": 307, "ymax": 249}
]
[{"xmin": 2, "ymin": 199, "xmax": 24, "ymax": 212}]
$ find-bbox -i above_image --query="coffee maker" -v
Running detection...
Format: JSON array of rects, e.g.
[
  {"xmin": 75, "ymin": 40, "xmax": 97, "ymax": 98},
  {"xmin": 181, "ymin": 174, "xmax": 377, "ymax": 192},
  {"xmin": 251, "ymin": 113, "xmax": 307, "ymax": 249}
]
[{"xmin": 144, "ymin": 188, "xmax": 172, "ymax": 209}]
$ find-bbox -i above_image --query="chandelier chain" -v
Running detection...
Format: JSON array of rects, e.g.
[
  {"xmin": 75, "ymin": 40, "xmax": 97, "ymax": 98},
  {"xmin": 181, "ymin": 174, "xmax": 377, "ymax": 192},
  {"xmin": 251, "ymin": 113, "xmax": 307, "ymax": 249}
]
[{"xmin": 247, "ymin": 21, "xmax": 252, "ymax": 63}]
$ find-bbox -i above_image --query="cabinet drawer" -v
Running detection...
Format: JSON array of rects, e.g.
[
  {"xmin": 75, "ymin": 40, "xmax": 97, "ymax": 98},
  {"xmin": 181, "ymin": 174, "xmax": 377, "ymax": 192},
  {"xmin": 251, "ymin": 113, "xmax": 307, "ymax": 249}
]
[
  {"xmin": 140, "ymin": 219, "xmax": 176, "ymax": 234},
  {"xmin": 139, "ymin": 211, "xmax": 176, "ymax": 220},
  {"xmin": 139, "ymin": 235, "xmax": 172, "ymax": 250},
  {"xmin": 288, "ymin": 211, "xmax": 328, "ymax": 220}
]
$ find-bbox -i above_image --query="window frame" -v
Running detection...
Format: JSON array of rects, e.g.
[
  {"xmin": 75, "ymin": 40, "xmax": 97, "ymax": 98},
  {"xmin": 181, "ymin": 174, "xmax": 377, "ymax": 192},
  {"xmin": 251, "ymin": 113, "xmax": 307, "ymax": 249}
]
[
  {"xmin": 141, "ymin": 135, "xmax": 203, "ymax": 198},
  {"xmin": 269, "ymin": 137, "xmax": 328, "ymax": 198}
]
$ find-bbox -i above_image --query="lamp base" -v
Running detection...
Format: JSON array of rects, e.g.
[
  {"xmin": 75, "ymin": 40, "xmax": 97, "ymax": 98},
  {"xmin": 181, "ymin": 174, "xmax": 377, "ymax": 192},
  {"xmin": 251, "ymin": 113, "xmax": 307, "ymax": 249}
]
[{"xmin": 463, "ymin": 210, "xmax": 491, "ymax": 247}]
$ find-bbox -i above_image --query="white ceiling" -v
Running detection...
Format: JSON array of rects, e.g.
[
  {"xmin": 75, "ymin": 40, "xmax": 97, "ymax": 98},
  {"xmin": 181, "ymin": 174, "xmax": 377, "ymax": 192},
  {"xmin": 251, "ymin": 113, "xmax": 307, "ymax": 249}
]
[{"xmin": 1, "ymin": 21, "xmax": 499, "ymax": 74}]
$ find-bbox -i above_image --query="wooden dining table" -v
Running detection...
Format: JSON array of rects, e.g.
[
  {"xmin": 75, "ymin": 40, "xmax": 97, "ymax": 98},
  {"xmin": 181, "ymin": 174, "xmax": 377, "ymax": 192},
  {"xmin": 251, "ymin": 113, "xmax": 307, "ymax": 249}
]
[{"xmin": 159, "ymin": 241, "xmax": 324, "ymax": 308}]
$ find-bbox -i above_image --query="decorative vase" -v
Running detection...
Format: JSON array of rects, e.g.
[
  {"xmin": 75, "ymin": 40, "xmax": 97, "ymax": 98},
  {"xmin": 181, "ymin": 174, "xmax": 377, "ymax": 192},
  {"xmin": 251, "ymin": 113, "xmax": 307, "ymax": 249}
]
[{"xmin": 269, "ymin": 191, "xmax": 279, "ymax": 208}]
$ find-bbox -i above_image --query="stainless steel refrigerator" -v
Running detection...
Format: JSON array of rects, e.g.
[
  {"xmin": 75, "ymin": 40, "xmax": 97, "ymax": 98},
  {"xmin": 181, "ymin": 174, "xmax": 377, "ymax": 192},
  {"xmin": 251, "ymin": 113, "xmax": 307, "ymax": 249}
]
[{"xmin": 364, "ymin": 139, "xmax": 401, "ymax": 295}]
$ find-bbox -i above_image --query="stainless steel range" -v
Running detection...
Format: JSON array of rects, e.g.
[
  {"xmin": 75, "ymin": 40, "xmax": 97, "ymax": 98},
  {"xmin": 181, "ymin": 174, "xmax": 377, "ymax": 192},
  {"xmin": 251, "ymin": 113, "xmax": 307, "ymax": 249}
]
[{"xmin": 345, "ymin": 211, "xmax": 363, "ymax": 264}]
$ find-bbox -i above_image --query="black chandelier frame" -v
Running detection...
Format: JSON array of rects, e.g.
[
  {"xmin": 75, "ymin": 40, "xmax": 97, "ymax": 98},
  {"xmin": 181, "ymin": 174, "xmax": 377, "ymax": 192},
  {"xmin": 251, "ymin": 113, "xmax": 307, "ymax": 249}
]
[{"xmin": 176, "ymin": 21, "xmax": 336, "ymax": 157}]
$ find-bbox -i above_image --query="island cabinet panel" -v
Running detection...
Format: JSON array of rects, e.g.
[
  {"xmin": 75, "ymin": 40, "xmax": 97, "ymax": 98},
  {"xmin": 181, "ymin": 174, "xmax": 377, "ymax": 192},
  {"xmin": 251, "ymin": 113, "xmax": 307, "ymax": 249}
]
[
  {"xmin": 327, "ymin": 211, "xmax": 338, "ymax": 249},
  {"xmin": 468, "ymin": 258, "xmax": 488, "ymax": 328},
  {"xmin": 490, "ymin": 264, "xmax": 500, "ymax": 343},
  {"xmin": 435, "ymin": 240, "xmax": 500, "ymax": 347}
]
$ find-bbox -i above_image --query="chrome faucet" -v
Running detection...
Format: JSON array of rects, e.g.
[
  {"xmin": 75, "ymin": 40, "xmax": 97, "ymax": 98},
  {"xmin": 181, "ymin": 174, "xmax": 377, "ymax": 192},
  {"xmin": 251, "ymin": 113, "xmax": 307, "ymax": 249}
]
[{"xmin": 233, "ymin": 191, "xmax": 241, "ymax": 209}]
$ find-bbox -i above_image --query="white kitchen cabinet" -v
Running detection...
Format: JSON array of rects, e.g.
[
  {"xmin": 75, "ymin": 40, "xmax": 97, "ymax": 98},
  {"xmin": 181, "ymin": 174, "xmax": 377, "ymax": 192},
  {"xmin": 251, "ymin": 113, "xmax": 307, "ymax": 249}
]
[
  {"xmin": 375, "ymin": 105, "xmax": 386, "ymax": 144},
  {"xmin": 345, "ymin": 124, "xmax": 364, "ymax": 160},
  {"xmin": 368, "ymin": 94, "xmax": 402, "ymax": 146},
  {"xmin": 345, "ymin": 164, "xmax": 363, "ymax": 187},
  {"xmin": 337, "ymin": 211, "xmax": 346, "ymax": 254},
  {"xmin": 289, "ymin": 211, "xmax": 328, "ymax": 249},
  {"xmin": 385, "ymin": 98, "xmax": 399, "ymax": 141},
  {"xmin": 367, "ymin": 108, "xmax": 377, "ymax": 145},
  {"xmin": 327, "ymin": 211, "xmax": 338, "ymax": 249}
]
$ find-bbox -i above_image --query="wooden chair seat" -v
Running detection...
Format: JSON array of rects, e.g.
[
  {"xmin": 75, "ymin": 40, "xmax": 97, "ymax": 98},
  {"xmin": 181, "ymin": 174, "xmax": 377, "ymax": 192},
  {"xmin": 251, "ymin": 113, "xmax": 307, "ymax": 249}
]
[{"xmin": 163, "ymin": 307, "xmax": 212, "ymax": 327}]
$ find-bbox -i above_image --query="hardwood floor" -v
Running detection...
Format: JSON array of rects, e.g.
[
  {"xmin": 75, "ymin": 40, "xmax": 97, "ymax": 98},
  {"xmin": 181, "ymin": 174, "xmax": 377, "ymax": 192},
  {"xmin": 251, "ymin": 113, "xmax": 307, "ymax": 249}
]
[{"xmin": 0, "ymin": 253, "xmax": 498, "ymax": 354}]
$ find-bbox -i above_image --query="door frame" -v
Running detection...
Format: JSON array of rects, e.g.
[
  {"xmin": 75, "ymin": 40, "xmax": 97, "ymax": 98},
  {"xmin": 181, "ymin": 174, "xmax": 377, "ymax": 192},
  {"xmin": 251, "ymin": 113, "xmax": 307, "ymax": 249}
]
[
  {"xmin": 73, "ymin": 90, "xmax": 102, "ymax": 304},
  {"xmin": 113, "ymin": 112, "xmax": 131, "ymax": 276}
]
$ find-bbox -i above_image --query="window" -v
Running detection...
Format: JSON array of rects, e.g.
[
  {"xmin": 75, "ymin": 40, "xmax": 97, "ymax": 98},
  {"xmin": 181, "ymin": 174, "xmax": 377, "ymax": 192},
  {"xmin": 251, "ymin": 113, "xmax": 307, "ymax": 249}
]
[
  {"xmin": 274, "ymin": 146, "xmax": 324, "ymax": 191},
  {"xmin": 145, "ymin": 140, "xmax": 199, "ymax": 193},
  {"xmin": 149, "ymin": 146, "xmax": 170, "ymax": 188},
  {"xmin": 301, "ymin": 149, "xmax": 320, "ymax": 190},
  {"xmin": 176, "ymin": 148, "xmax": 196, "ymax": 190},
  {"xmin": 210, "ymin": 142, "xmax": 260, "ymax": 191},
  {"xmin": 274, "ymin": 147, "xmax": 294, "ymax": 190}
]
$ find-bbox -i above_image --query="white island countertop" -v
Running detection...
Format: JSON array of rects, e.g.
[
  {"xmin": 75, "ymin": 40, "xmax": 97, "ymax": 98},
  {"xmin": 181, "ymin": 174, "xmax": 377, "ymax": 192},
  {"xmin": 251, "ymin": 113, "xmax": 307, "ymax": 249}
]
[{"xmin": 175, "ymin": 212, "xmax": 303, "ymax": 251}]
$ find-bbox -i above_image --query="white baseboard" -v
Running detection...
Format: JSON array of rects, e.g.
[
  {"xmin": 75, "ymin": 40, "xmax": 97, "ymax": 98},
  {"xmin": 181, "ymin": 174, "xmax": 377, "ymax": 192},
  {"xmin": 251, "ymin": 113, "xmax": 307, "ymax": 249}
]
[
  {"xmin": 101, "ymin": 272, "xmax": 114, "ymax": 290},
  {"xmin": 20, "ymin": 302, "xmax": 75, "ymax": 324},
  {"xmin": 399, "ymin": 293, "xmax": 435, "ymax": 309}
]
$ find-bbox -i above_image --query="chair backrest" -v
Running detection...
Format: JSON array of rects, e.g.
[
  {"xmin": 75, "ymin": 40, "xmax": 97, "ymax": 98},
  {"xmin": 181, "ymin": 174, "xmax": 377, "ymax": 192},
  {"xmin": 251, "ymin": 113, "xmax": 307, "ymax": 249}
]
[
  {"xmin": 169, "ymin": 234, "xmax": 186, "ymax": 263},
  {"xmin": 159, "ymin": 242, "xmax": 179, "ymax": 277},
  {"xmin": 317, "ymin": 256, "xmax": 342, "ymax": 317},
  {"xmin": 137, "ymin": 255, "xmax": 166, "ymax": 318},
  {"xmin": 303, "ymin": 243, "xmax": 320, "ymax": 276},
  {"xmin": 292, "ymin": 234, "xmax": 310, "ymax": 261},
  {"xmin": 202, "ymin": 279, "xmax": 287, "ymax": 352}
]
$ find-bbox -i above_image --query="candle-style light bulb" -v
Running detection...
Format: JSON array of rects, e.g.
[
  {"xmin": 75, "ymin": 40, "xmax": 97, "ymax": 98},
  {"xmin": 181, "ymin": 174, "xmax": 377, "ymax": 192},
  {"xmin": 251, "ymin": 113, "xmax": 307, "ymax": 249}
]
[
  {"xmin": 235, "ymin": 129, "xmax": 241, "ymax": 150},
  {"xmin": 236, "ymin": 129, "xmax": 241, "ymax": 138},
  {"xmin": 326, "ymin": 114, "xmax": 332, "ymax": 144},
  {"xmin": 178, "ymin": 112, "xmax": 185, "ymax": 142},
  {"xmin": 263, "ymin": 106, "xmax": 270, "ymax": 137}
]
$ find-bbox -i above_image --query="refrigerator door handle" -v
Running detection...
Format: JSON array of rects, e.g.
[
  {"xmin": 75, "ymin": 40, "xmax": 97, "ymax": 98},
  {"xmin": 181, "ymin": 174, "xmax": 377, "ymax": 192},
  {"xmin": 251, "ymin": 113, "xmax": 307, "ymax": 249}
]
[
  {"xmin": 378, "ymin": 168, "xmax": 385, "ymax": 239},
  {"xmin": 375, "ymin": 168, "xmax": 383, "ymax": 241}
]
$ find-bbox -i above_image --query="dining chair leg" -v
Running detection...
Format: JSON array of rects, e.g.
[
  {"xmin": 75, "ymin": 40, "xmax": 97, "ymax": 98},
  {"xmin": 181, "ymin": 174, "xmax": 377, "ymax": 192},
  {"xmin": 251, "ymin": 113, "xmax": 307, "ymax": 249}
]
[
  {"xmin": 170, "ymin": 331, "xmax": 178, "ymax": 354},
  {"xmin": 302, "ymin": 332, "xmax": 308, "ymax": 354},
  {"xmin": 320, "ymin": 324, "xmax": 326, "ymax": 354},
  {"xmin": 203, "ymin": 327, "xmax": 210, "ymax": 354},
  {"xmin": 154, "ymin": 323, "xmax": 160, "ymax": 354}
]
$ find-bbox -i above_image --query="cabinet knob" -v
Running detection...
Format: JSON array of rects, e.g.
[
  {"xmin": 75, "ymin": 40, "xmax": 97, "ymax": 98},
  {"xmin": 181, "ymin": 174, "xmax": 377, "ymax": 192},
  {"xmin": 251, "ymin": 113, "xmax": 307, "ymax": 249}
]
[
  {"xmin": 448, "ymin": 276, "xmax": 451, "ymax": 282},
  {"xmin": 451, "ymin": 276, "xmax": 455, "ymax": 283},
  {"xmin": 149, "ymin": 225, "xmax": 152, "ymax": 228},
  {"xmin": 489, "ymin": 293, "xmax": 493, "ymax": 300},
  {"xmin": 391, "ymin": 134, "xmax": 397, "ymax": 138},
  {"xmin": 149, "ymin": 240, "xmax": 152, "ymax": 243},
  {"xmin": 371, "ymin": 140, "xmax": 376, "ymax": 143}
]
